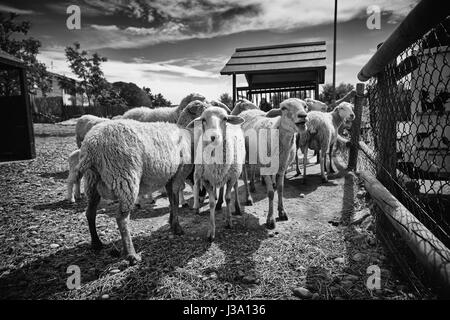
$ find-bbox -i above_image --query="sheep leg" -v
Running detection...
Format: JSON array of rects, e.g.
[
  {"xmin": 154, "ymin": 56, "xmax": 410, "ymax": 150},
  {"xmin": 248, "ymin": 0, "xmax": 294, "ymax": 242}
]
[
  {"xmin": 301, "ymin": 145, "xmax": 308, "ymax": 184},
  {"xmin": 242, "ymin": 165, "xmax": 253, "ymax": 205},
  {"xmin": 215, "ymin": 186, "xmax": 224, "ymax": 210},
  {"xmin": 74, "ymin": 179, "xmax": 82, "ymax": 201},
  {"xmin": 206, "ymin": 186, "xmax": 217, "ymax": 241},
  {"xmin": 179, "ymin": 190, "xmax": 187, "ymax": 208},
  {"xmin": 225, "ymin": 182, "xmax": 234, "ymax": 228},
  {"xmin": 166, "ymin": 181, "xmax": 183, "ymax": 235},
  {"xmin": 66, "ymin": 168, "xmax": 78, "ymax": 203},
  {"xmin": 85, "ymin": 189, "xmax": 103, "ymax": 250},
  {"xmin": 327, "ymin": 143, "xmax": 336, "ymax": 173},
  {"xmin": 320, "ymin": 147, "xmax": 328, "ymax": 183},
  {"xmin": 116, "ymin": 213, "xmax": 141, "ymax": 265},
  {"xmin": 315, "ymin": 150, "xmax": 320, "ymax": 164},
  {"xmin": 295, "ymin": 150, "xmax": 301, "ymax": 176},
  {"xmin": 233, "ymin": 181, "xmax": 242, "ymax": 215},
  {"xmin": 264, "ymin": 175, "xmax": 276, "ymax": 229},
  {"xmin": 66, "ymin": 179, "xmax": 75, "ymax": 203},
  {"xmin": 276, "ymin": 172, "xmax": 288, "ymax": 221},
  {"xmin": 193, "ymin": 180, "xmax": 201, "ymax": 214},
  {"xmin": 249, "ymin": 167, "xmax": 256, "ymax": 192}
]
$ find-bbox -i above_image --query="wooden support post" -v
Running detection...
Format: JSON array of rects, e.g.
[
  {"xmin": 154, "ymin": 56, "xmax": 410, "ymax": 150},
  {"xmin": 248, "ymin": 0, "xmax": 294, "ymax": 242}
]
[
  {"xmin": 348, "ymin": 83, "xmax": 365, "ymax": 170},
  {"xmin": 359, "ymin": 171, "xmax": 450, "ymax": 293},
  {"xmin": 376, "ymin": 61, "xmax": 397, "ymax": 186},
  {"xmin": 232, "ymin": 73, "xmax": 236, "ymax": 109},
  {"xmin": 19, "ymin": 67, "xmax": 35, "ymax": 159}
]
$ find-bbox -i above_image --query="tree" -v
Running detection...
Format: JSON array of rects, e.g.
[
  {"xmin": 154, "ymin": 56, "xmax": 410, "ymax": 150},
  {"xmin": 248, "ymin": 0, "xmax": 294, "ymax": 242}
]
[
  {"xmin": 219, "ymin": 92, "xmax": 233, "ymax": 108},
  {"xmin": 150, "ymin": 92, "xmax": 172, "ymax": 108},
  {"xmin": 320, "ymin": 82, "xmax": 355, "ymax": 107},
  {"xmin": 112, "ymin": 82, "xmax": 152, "ymax": 108},
  {"xmin": 62, "ymin": 42, "xmax": 109, "ymax": 106},
  {"xmin": 0, "ymin": 12, "xmax": 52, "ymax": 96}
]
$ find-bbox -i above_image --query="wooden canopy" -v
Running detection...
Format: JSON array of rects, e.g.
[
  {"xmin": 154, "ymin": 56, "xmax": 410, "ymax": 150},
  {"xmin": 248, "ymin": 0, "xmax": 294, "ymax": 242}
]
[{"xmin": 220, "ymin": 41, "xmax": 327, "ymax": 107}]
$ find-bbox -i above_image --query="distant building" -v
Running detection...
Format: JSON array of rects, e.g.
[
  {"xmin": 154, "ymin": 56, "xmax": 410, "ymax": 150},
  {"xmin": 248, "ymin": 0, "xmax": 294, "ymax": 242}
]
[{"xmin": 34, "ymin": 71, "xmax": 92, "ymax": 106}]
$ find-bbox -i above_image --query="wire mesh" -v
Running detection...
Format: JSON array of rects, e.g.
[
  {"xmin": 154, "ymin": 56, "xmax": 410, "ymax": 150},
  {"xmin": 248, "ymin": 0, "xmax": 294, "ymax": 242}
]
[{"xmin": 358, "ymin": 17, "xmax": 450, "ymax": 247}]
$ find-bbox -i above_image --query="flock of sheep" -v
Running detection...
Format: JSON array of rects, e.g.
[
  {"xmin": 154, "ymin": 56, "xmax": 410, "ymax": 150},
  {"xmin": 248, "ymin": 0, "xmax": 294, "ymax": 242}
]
[{"xmin": 65, "ymin": 92, "xmax": 356, "ymax": 265}]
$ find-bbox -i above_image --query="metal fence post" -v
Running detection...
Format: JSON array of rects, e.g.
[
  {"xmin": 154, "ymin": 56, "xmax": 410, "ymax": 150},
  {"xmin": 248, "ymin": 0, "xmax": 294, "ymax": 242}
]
[{"xmin": 348, "ymin": 83, "xmax": 365, "ymax": 170}]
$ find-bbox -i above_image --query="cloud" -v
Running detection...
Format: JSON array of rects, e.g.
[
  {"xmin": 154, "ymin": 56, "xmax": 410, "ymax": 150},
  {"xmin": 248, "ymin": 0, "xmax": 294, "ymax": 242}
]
[
  {"xmin": 37, "ymin": 48, "xmax": 227, "ymax": 102},
  {"xmin": 78, "ymin": 0, "xmax": 417, "ymax": 49},
  {"xmin": 0, "ymin": 4, "xmax": 37, "ymax": 15},
  {"xmin": 336, "ymin": 49, "xmax": 377, "ymax": 68}
]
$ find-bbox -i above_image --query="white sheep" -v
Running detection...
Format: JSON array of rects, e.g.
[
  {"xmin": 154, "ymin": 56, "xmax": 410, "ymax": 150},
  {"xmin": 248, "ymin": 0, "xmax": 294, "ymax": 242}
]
[
  {"xmin": 240, "ymin": 98, "xmax": 308, "ymax": 229},
  {"xmin": 76, "ymin": 119, "xmax": 194, "ymax": 264},
  {"xmin": 121, "ymin": 93, "xmax": 206, "ymax": 123},
  {"xmin": 187, "ymin": 106, "xmax": 246, "ymax": 241},
  {"xmin": 298, "ymin": 102, "xmax": 355, "ymax": 183},
  {"xmin": 75, "ymin": 114, "xmax": 109, "ymax": 148}
]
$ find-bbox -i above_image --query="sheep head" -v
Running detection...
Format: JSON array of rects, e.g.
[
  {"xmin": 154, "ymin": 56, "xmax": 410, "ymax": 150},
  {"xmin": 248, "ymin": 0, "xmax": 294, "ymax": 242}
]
[
  {"xmin": 187, "ymin": 106, "xmax": 244, "ymax": 146},
  {"xmin": 305, "ymin": 98, "xmax": 327, "ymax": 112},
  {"xmin": 177, "ymin": 100, "xmax": 209, "ymax": 128},
  {"xmin": 333, "ymin": 102, "xmax": 355, "ymax": 125},
  {"xmin": 266, "ymin": 98, "xmax": 308, "ymax": 133},
  {"xmin": 231, "ymin": 99, "xmax": 258, "ymax": 115},
  {"xmin": 208, "ymin": 100, "xmax": 232, "ymax": 114},
  {"xmin": 179, "ymin": 93, "xmax": 206, "ymax": 111}
]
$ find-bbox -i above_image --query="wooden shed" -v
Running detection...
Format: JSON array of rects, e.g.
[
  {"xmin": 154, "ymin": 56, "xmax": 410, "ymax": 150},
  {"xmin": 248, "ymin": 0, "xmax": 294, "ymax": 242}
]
[
  {"xmin": 220, "ymin": 41, "xmax": 327, "ymax": 109},
  {"xmin": 0, "ymin": 50, "xmax": 35, "ymax": 161}
]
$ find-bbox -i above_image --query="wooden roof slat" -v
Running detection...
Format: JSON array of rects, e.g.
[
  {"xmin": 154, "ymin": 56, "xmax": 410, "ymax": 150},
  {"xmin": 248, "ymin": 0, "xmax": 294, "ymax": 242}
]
[
  {"xmin": 227, "ymin": 51, "xmax": 326, "ymax": 65},
  {"xmin": 232, "ymin": 45, "xmax": 326, "ymax": 58},
  {"xmin": 235, "ymin": 41, "xmax": 325, "ymax": 52},
  {"xmin": 222, "ymin": 59, "xmax": 326, "ymax": 74}
]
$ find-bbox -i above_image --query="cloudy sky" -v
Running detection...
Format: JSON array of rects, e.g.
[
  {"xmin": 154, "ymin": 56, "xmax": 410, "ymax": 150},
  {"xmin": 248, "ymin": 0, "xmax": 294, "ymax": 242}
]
[{"xmin": 0, "ymin": 0, "xmax": 417, "ymax": 104}]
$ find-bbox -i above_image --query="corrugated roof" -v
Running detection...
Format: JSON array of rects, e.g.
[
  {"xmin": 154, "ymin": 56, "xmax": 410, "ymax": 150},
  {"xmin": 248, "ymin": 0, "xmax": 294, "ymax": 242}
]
[
  {"xmin": 220, "ymin": 41, "xmax": 326, "ymax": 75},
  {"xmin": 0, "ymin": 50, "xmax": 26, "ymax": 68}
]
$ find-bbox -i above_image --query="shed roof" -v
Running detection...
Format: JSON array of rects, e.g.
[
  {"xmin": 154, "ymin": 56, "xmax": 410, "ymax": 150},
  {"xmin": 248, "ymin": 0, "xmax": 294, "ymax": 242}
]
[
  {"xmin": 0, "ymin": 50, "xmax": 26, "ymax": 68},
  {"xmin": 220, "ymin": 41, "xmax": 326, "ymax": 75}
]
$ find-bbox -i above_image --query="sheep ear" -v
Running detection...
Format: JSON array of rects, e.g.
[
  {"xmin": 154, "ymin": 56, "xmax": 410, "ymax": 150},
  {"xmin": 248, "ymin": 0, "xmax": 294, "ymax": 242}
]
[
  {"xmin": 186, "ymin": 117, "xmax": 201, "ymax": 129},
  {"xmin": 266, "ymin": 108, "xmax": 282, "ymax": 118},
  {"xmin": 226, "ymin": 115, "xmax": 244, "ymax": 125}
]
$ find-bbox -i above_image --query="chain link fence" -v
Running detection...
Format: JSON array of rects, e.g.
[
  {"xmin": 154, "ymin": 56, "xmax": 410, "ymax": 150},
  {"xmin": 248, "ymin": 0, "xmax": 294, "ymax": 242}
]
[{"xmin": 354, "ymin": 17, "xmax": 450, "ymax": 248}]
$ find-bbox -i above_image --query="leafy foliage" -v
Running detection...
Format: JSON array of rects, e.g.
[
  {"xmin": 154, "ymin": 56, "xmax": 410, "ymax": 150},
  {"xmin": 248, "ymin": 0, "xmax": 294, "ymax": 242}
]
[
  {"xmin": 112, "ymin": 81, "xmax": 152, "ymax": 108},
  {"xmin": 320, "ymin": 83, "xmax": 355, "ymax": 107},
  {"xmin": 62, "ymin": 42, "xmax": 109, "ymax": 106},
  {"xmin": 0, "ymin": 12, "xmax": 52, "ymax": 96},
  {"xmin": 219, "ymin": 92, "xmax": 232, "ymax": 108}
]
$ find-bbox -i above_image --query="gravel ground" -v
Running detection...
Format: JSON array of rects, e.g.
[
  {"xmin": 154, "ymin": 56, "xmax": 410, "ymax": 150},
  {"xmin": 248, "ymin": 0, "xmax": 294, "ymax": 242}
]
[{"xmin": 0, "ymin": 123, "xmax": 431, "ymax": 300}]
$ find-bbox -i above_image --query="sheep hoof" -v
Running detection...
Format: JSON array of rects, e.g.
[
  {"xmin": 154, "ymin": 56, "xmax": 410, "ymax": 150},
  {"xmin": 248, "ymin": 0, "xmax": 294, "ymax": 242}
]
[
  {"xmin": 321, "ymin": 176, "xmax": 328, "ymax": 183},
  {"xmin": 277, "ymin": 212, "xmax": 288, "ymax": 221},
  {"xmin": 207, "ymin": 232, "xmax": 215, "ymax": 242},
  {"xmin": 295, "ymin": 170, "xmax": 301, "ymax": 177},
  {"xmin": 91, "ymin": 241, "xmax": 103, "ymax": 251},
  {"xmin": 233, "ymin": 206, "xmax": 242, "ymax": 216},
  {"xmin": 67, "ymin": 198, "xmax": 75, "ymax": 204},
  {"xmin": 172, "ymin": 223, "xmax": 184, "ymax": 235},
  {"xmin": 149, "ymin": 199, "xmax": 155, "ymax": 205},
  {"xmin": 265, "ymin": 219, "xmax": 276, "ymax": 229},
  {"xmin": 194, "ymin": 208, "xmax": 200, "ymax": 215},
  {"xmin": 135, "ymin": 203, "xmax": 142, "ymax": 209},
  {"xmin": 126, "ymin": 253, "xmax": 141, "ymax": 266},
  {"xmin": 245, "ymin": 199, "xmax": 253, "ymax": 206},
  {"xmin": 182, "ymin": 203, "xmax": 189, "ymax": 208},
  {"xmin": 225, "ymin": 221, "xmax": 233, "ymax": 229},
  {"xmin": 215, "ymin": 203, "xmax": 222, "ymax": 211}
]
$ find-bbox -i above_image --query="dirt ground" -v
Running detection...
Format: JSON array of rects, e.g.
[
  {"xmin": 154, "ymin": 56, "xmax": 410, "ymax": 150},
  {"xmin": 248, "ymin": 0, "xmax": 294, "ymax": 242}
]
[{"xmin": 0, "ymin": 123, "xmax": 430, "ymax": 300}]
